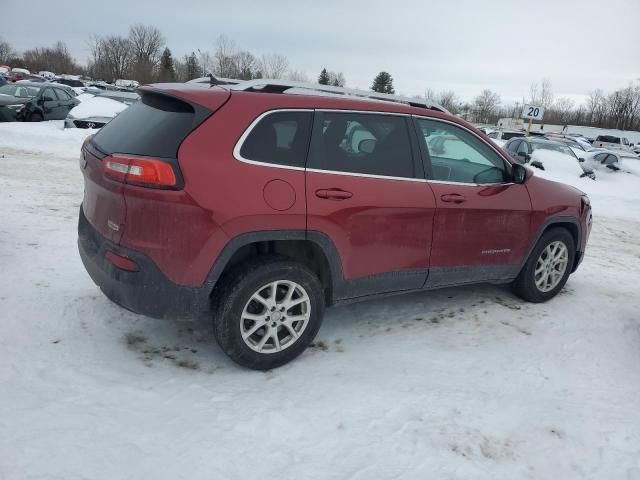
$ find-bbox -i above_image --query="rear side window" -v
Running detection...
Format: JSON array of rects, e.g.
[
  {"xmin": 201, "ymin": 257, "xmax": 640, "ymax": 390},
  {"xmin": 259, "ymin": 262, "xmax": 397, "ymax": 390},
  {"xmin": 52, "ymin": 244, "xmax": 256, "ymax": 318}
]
[
  {"xmin": 308, "ymin": 112, "xmax": 415, "ymax": 178},
  {"xmin": 239, "ymin": 111, "xmax": 312, "ymax": 168},
  {"xmin": 55, "ymin": 88, "xmax": 72, "ymax": 100},
  {"xmin": 42, "ymin": 89, "xmax": 56, "ymax": 101},
  {"xmin": 596, "ymin": 135, "xmax": 620, "ymax": 144},
  {"xmin": 92, "ymin": 92, "xmax": 208, "ymax": 159}
]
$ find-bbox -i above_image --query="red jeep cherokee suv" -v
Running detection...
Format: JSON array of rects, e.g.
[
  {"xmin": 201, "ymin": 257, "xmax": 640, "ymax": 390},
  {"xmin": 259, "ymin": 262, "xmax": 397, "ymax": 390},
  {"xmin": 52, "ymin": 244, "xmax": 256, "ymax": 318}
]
[{"xmin": 78, "ymin": 80, "xmax": 592, "ymax": 369}]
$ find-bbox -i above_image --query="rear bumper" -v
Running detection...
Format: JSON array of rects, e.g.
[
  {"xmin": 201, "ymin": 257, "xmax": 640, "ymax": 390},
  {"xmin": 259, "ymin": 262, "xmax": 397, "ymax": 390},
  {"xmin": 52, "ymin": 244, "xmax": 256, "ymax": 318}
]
[{"xmin": 78, "ymin": 206, "xmax": 211, "ymax": 320}]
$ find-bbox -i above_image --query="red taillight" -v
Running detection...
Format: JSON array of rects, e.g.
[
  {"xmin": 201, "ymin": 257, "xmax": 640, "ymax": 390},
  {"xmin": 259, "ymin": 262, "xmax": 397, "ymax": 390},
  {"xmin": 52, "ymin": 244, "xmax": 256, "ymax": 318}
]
[
  {"xmin": 105, "ymin": 250, "xmax": 139, "ymax": 272},
  {"xmin": 102, "ymin": 155, "xmax": 177, "ymax": 187}
]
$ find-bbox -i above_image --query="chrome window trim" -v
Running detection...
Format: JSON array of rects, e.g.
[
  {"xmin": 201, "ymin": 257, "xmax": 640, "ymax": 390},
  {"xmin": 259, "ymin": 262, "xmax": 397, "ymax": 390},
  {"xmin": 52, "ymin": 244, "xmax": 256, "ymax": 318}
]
[
  {"xmin": 412, "ymin": 114, "xmax": 515, "ymax": 187},
  {"xmin": 306, "ymin": 168, "xmax": 428, "ymax": 183},
  {"xmin": 232, "ymin": 108, "xmax": 313, "ymax": 170},
  {"xmin": 232, "ymin": 108, "xmax": 517, "ymax": 187}
]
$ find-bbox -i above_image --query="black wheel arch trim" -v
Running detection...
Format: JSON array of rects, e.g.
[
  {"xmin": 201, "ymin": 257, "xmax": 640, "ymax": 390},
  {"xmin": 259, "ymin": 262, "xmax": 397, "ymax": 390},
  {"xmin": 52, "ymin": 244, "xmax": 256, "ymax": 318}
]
[{"xmin": 519, "ymin": 215, "xmax": 582, "ymax": 274}]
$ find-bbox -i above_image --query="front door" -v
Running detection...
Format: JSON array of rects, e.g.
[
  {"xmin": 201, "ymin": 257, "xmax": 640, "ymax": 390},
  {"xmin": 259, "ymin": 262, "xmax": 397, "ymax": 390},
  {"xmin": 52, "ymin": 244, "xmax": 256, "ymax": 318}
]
[
  {"xmin": 413, "ymin": 117, "xmax": 532, "ymax": 287},
  {"xmin": 306, "ymin": 111, "xmax": 436, "ymax": 299}
]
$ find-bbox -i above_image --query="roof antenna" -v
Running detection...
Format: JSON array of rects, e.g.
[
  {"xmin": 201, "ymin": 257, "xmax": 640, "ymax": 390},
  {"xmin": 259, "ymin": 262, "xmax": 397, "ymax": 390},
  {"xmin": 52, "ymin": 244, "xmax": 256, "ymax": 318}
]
[{"xmin": 209, "ymin": 73, "xmax": 222, "ymax": 85}]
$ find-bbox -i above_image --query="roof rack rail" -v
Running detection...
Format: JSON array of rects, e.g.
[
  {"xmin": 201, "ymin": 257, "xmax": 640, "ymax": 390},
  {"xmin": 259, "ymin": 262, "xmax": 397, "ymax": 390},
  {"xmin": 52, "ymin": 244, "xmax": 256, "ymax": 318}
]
[{"xmin": 229, "ymin": 79, "xmax": 449, "ymax": 114}]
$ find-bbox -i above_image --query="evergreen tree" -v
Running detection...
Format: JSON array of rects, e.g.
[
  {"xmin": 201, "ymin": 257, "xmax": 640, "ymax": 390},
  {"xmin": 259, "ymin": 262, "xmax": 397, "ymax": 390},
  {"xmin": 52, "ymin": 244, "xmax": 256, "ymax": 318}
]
[
  {"xmin": 158, "ymin": 47, "xmax": 175, "ymax": 82},
  {"xmin": 371, "ymin": 71, "xmax": 395, "ymax": 94},
  {"xmin": 332, "ymin": 78, "xmax": 340, "ymax": 87},
  {"xmin": 318, "ymin": 68, "xmax": 330, "ymax": 85},
  {"xmin": 185, "ymin": 52, "xmax": 199, "ymax": 80}
]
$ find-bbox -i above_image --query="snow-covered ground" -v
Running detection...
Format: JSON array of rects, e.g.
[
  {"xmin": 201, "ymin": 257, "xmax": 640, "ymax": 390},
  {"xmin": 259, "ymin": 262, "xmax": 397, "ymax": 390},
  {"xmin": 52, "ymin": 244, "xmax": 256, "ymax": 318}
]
[{"xmin": 1, "ymin": 122, "xmax": 640, "ymax": 480}]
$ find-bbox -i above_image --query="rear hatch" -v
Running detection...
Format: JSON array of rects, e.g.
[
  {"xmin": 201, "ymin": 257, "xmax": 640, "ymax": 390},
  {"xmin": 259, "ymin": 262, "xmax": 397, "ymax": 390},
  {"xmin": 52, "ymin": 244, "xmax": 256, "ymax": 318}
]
[{"xmin": 80, "ymin": 86, "xmax": 228, "ymax": 244}]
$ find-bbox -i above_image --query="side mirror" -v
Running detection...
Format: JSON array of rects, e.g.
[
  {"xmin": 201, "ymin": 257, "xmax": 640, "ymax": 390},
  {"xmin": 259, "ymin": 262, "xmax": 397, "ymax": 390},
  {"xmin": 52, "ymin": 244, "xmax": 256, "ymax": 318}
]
[
  {"xmin": 358, "ymin": 138, "xmax": 376, "ymax": 154},
  {"xmin": 578, "ymin": 157, "xmax": 585, "ymax": 162},
  {"xmin": 516, "ymin": 151, "xmax": 530, "ymax": 162},
  {"xmin": 37, "ymin": 98, "xmax": 45, "ymax": 106},
  {"xmin": 512, "ymin": 163, "xmax": 527, "ymax": 184}
]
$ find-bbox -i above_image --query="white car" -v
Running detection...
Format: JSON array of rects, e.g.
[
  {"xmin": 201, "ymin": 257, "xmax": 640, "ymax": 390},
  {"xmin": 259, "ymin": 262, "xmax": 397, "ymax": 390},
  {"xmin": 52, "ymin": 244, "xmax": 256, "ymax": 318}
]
[
  {"xmin": 592, "ymin": 135, "xmax": 633, "ymax": 152},
  {"xmin": 583, "ymin": 150, "xmax": 639, "ymax": 172},
  {"xmin": 64, "ymin": 91, "xmax": 138, "ymax": 129}
]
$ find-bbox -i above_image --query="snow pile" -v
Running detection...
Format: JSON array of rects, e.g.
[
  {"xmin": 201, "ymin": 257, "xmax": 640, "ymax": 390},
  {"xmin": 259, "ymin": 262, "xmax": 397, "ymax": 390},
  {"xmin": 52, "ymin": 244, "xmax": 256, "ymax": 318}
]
[
  {"xmin": 75, "ymin": 92, "xmax": 96, "ymax": 103},
  {"xmin": 68, "ymin": 96, "xmax": 128, "ymax": 120},
  {"xmin": 1, "ymin": 122, "xmax": 640, "ymax": 479},
  {"xmin": 0, "ymin": 121, "xmax": 94, "ymax": 157},
  {"xmin": 529, "ymin": 149, "xmax": 587, "ymax": 180}
]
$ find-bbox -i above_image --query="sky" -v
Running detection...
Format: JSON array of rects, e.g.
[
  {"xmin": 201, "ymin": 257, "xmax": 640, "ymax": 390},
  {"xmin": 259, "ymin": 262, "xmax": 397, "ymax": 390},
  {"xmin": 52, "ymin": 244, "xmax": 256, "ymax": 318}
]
[{"xmin": 3, "ymin": 0, "xmax": 640, "ymax": 105}]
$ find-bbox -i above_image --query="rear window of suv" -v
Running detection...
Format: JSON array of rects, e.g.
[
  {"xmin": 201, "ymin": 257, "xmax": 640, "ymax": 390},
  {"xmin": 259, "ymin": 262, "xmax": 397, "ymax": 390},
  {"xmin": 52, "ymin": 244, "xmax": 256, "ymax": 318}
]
[
  {"xmin": 239, "ymin": 111, "xmax": 313, "ymax": 168},
  {"xmin": 92, "ymin": 92, "xmax": 209, "ymax": 159},
  {"xmin": 596, "ymin": 135, "xmax": 620, "ymax": 144}
]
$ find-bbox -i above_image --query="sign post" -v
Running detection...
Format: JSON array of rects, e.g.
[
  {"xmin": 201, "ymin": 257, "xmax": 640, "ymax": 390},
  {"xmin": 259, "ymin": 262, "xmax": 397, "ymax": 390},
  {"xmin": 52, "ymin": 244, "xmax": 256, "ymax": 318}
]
[{"xmin": 522, "ymin": 104, "xmax": 544, "ymax": 136}]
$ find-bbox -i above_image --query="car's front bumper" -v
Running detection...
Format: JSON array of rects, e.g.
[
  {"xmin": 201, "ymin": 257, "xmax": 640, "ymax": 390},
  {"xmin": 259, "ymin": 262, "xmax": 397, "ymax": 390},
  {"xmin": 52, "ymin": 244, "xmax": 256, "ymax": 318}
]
[{"xmin": 78, "ymin": 206, "xmax": 211, "ymax": 320}]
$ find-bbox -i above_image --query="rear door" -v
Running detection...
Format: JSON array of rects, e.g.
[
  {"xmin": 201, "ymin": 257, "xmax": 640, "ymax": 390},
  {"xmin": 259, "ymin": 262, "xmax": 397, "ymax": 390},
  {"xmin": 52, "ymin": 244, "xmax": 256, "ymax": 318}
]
[
  {"xmin": 53, "ymin": 88, "xmax": 75, "ymax": 118},
  {"xmin": 413, "ymin": 117, "xmax": 532, "ymax": 287},
  {"xmin": 306, "ymin": 111, "xmax": 436, "ymax": 298},
  {"xmin": 40, "ymin": 88, "xmax": 61, "ymax": 119}
]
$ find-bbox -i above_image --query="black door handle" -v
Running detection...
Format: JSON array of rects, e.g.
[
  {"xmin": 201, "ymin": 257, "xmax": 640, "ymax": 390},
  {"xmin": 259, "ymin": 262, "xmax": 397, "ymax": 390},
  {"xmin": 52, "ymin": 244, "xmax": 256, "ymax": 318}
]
[
  {"xmin": 440, "ymin": 193, "xmax": 466, "ymax": 204},
  {"xmin": 315, "ymin": 188, "xmax": 353, "ymax": 200}
]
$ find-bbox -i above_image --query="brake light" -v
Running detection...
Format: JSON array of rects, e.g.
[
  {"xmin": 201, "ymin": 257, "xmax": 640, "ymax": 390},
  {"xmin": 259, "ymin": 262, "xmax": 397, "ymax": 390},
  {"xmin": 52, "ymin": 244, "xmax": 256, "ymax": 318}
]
[{"xmin": 102, "ymin": 155, "xmax": 177, "ymax": 187}]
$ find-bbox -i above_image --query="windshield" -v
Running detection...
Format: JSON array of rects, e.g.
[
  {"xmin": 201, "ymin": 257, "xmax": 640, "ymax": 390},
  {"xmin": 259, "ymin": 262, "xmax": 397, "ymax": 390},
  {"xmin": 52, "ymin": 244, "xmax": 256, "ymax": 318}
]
[
  {"xmin": 0, "ymin": 84, "xmax": 40, "ymax": 98},
  {"xmin": 531, "ymin": 142, "xmax": 577, "ymax": 158}
]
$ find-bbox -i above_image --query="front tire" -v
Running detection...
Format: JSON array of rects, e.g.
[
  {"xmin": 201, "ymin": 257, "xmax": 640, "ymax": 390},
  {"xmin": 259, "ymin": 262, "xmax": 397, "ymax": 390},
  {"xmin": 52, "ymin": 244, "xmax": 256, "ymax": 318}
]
[
  {"xmin": 512, "ymin": 227, "xmax": 575, "ymax": 303},
  {"xmin": 29, "ymin": 112, "xmax": 43, "ymax": 122},
  {"xmin": 212, "ymin": 257, "xmax": 325, "ymax": 370}
]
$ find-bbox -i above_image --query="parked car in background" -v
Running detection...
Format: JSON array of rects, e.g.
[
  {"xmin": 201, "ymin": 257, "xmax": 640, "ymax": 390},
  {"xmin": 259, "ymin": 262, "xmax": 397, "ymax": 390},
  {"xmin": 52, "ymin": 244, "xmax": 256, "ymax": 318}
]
[
  {"xmin": 487, "ymin": 129, "xmax": 526, "ymax": 141},
  {"xmin": 65, "ymin": 90, "xmax": 138, "ymax": 129},
  {"xmin": 0, "ymin": 82, "xmax": 78, "ymax": 122},
  {"xmin": 503, "ymin": 137, "xmax": 596, "ymax": 179},
  {"xmin": 592, "ymin": 135, "xmax": 632, "ymax": 152},
  {"xmin": 545, "ymin": 133, "xmax": 593, "ymax": 151},
  {"xmin": 0, "ymin": 75, "xmax": 6, "ymax": 87},
  {"xmin": 78, "ymin": 79, "xmax": 592, "ymax": 369},
  {"xmin": 38, "ymin": 71, "xmax": 56, "ymax": 80},
  {"xmin": 52, "ymin": 78, "xmax": 85, "ymax": 95},
  {"xmin": 8, "ymin": 71, "xmax": 42, "ymax": 82},
  {"xmin": 583, "ymin": 150, "xmax": 638, "ymax": 172},
  {"xmin": 114, "ymin": 79, "xmax": 139, "ymax": 89}
]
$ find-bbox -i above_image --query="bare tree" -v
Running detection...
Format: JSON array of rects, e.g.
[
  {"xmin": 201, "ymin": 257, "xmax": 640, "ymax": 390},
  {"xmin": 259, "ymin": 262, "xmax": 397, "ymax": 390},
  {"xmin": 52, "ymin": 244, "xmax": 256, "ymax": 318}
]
[
  {"xmin": 285, "ymin": 69, "xmax": 310, "ymax": 82},
  {"xmin": 474, "ymin": 89, "xmax": 501, "ymax": 123},
  {"xmin": 128, "ymin": 24, "xmax": 164, "ymax": 83},
  {"xmin": 437, "ymin": 91, "xmax": 460, "ymax": 114},
  {"xmin": 236, "ymin": 51, "xmax": 257, "ymax": 80},
  {"xmin": 552, "ymin": 97, "xmax": 575, "ymax": 125},
  {"xmin": 214, "ymin": 35, "xmax": 239, "ymax": 78},
  {"xmin": 0, "ymin": 37, "xmax": 14, "ymax": 64},
  {"xmin": 327, "ymin": 71, "xmax": 346, "ymax": 87},
  {"xmin": 259, "ymin": 53, "xmax": 289, "ymax": 79},
  {"xmin": 22, "ymin": 41, "xmax": 81, "ymax": 74},
  {"xmin": 529, "ymin": 79, "xmax": 553, "ymax": 109},
  {"xmin": 586, "ymin": 89, "xmax": 605, "ymax": 125},
  {"xmin": 101, "ymin": 35, "xmax": 133, "ymax": 81}
]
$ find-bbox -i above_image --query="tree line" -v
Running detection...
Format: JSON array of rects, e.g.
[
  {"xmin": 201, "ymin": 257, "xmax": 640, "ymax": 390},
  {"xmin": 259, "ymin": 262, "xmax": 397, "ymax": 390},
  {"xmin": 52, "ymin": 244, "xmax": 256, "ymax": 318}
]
[{"xmin": 1, "ymin": 32, "xmax": 639, "ymax": 131}]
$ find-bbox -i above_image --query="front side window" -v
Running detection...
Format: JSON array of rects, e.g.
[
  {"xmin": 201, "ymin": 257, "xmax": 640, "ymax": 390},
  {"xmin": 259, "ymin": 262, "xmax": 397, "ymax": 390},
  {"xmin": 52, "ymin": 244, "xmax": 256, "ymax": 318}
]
[
  {"xmin": 505, "ymin": 139, "xmax": 518, "ymax": 153},
  {"xmin": 516, "ymin": 141, "xmax": 530, "ymax": 155},
  {"xmin": 416, "ymin": 118, "xmax": 508, "ymax": 184},
  {"xmin": 308, "ymin": 112, "xmax": 414, "ymax": 178},
  {"xmin": 239, "ymin": 111, "xmax": 312, "ymax": 168}
]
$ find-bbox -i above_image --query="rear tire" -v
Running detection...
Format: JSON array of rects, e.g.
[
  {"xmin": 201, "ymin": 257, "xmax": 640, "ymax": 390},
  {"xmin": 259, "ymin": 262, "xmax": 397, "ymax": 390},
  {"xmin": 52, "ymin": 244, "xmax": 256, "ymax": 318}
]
[
  {"xmin": 512, "ymin": 227, "xmax": 575, "ymax": 303},
  {"xmin": 212, "ymin": 256, "xmax": 325, "ymax": 370},
  {"xmin": 29, "ymin": 112, "xmax": 43, "ymax": 122}
]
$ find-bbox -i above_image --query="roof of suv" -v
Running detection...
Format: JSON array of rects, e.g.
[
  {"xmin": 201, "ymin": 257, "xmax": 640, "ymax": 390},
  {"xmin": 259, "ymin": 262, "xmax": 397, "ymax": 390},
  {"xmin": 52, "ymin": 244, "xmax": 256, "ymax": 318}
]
[{"xmin": 141, "ymin": 81, "xmax": 456, "ymax": 125}]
